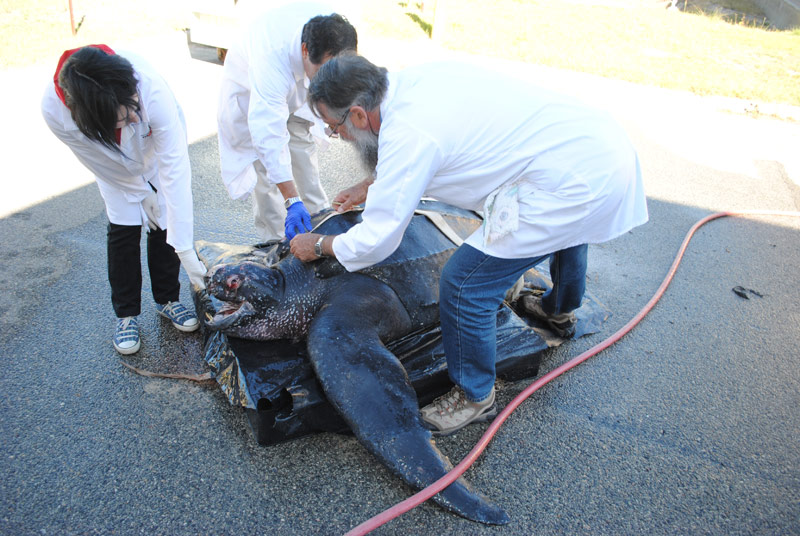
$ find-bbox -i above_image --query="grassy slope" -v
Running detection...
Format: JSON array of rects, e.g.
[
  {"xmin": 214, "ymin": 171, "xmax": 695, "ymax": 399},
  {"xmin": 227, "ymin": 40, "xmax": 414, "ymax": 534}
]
[
  {"xmin": 3, "ymin": 0, "xmax": 799, "ymax": 106},
  {"xmin": 0, "ymin": 0, "xmax": 188, "ymax": 69},
  {"xmin": 372, "ymin": 0, "xmax": 800, "ymax": 106}
]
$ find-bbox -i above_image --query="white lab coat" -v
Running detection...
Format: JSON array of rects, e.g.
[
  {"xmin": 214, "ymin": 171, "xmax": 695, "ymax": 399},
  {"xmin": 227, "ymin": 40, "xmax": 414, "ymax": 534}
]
[
  {"xmin": 217, "ymin": 0, "xmax": 338, "ymax": 201},
  {"xmin": 41, "ymin": 51, "xmax": 195, "ymax": 252},
  {"xmin": 332, "ymin": 61, "xmax": 649, "ymax": 272}
]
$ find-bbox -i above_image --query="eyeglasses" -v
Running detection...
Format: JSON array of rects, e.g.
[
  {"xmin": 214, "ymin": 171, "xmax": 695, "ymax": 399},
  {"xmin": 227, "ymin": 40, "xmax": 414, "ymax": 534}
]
[
  {"xmin": 115, "ymin": 106, "xmax": 141, "ymax": 128},
  {"xmin": 115, "ymin": 94, "xmax": 141, "ymax": 129},
  {"xmin": 328, "ymin": 109, "xmax": 350, "ymax": 138}
]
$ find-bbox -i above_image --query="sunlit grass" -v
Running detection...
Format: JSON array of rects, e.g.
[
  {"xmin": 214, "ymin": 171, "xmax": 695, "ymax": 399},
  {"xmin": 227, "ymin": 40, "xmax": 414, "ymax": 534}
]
[
  {"xmin": 2, "ymin": 0, "xmax": 799, "ymax": 107},
  {"xmin": 0, "ymin": 0, "xmax": 189, "ymax": 69},
  {"xmin": 444, "ymin": 1, "xmax": 799, "ymax": 105},
  {"xmin": 369, "ymin": 0, "xmax": 800, "ymax": 107}
]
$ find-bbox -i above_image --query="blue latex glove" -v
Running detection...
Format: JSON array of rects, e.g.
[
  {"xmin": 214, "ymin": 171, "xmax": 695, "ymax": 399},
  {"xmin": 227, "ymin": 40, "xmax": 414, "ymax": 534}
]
[{"xmin": 285, "ymin": 201, "xmax": 312, "ymax": 240}]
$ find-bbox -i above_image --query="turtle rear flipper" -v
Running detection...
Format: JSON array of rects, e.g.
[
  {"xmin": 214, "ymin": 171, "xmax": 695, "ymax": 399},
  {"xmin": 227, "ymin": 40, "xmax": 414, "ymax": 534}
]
[{"xmin": 307, "ymin": 277, "xmax": 510, "ymax": 525}]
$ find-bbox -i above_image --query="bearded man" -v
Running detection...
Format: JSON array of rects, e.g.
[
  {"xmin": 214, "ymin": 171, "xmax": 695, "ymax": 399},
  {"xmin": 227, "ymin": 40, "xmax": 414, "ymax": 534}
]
[{"xmin": 291, "ymin": 54, "xmax": 648, "ymax": 435}]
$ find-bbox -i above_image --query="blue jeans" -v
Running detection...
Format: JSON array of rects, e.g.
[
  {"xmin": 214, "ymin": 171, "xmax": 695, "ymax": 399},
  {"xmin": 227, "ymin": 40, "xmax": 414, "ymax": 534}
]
[{"xmin": 439, "ymin": 243, "xmax": 588, "ymax": 402}]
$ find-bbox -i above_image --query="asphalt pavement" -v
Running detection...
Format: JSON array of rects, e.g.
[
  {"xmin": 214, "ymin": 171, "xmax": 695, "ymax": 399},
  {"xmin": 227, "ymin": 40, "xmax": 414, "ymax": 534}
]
[{"xmin": 1, "ymin": 30, "xmax": 799, "ymax": 535}]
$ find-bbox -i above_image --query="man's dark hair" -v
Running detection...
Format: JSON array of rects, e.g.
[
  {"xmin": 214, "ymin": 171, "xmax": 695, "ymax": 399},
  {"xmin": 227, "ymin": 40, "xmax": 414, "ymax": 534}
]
[
  {"xmin": 58, "ymin": 47, "xmax": 140, "ymax": 152},
  {"xmin": 308, "ymin": 54, "xmax": 388, "ymax": 117},
  {"xmin": 301, "ymin": 13, "xmax": 358, "ymax": 65}
]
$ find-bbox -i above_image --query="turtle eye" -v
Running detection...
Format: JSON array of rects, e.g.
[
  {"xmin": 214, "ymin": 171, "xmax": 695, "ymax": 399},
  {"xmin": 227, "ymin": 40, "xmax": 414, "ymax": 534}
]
[{"xmin": 226, "ymin": 275, "xmax": 240, "ymax": 291}]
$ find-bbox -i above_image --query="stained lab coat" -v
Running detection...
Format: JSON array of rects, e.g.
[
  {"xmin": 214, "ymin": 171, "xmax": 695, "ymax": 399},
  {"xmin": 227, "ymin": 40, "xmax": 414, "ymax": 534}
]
[
  {"xmin": 332, "ymin": 61, "xmax": 649, "ymax": 272},
  {"xmin": 41, "ymin": 51, "xmax": 195, "ymax": 252},
  {"xmin": 217, "ymin": 0, "xmax": 338, "ymax": 200}
]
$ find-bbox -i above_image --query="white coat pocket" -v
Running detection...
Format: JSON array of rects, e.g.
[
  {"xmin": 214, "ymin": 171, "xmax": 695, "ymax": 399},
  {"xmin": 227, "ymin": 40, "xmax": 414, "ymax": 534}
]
[{"xmin": 483, "ymin": 179, "xmax": 522, "ymax": 244}]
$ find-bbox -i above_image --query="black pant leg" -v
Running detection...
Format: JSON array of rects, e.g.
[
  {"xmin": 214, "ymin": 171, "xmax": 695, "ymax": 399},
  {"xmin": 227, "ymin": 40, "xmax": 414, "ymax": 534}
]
[
  {"xmin": 147, "ymin": 228, "xmax": 181, "ymax": 305},
  {"xmin": 107, "ymin": 223, "xmax": 143, "ymax": 318}
]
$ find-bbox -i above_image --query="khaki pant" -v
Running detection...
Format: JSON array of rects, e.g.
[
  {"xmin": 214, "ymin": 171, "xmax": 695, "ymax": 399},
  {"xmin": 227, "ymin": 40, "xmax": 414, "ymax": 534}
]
[{"xmin": 252, "ymin": 114, "xmax": 329, "ymax": 242}]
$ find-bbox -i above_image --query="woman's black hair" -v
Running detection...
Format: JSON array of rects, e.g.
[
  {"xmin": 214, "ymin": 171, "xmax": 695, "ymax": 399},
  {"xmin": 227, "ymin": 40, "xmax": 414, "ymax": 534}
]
[{"xmin": 58, "ymin": 47, "xmax": 140, "ymax": 152}]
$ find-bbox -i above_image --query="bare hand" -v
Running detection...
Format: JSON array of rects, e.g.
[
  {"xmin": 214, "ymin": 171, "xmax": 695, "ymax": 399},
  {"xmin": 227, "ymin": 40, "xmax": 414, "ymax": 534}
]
[
  {"xmin": 290, "ymin": 232, "xmax": 320, "ymax": 262},
  {"xmin": 332, "ymin": 178, "xmax": 371, "ymax": 213}
]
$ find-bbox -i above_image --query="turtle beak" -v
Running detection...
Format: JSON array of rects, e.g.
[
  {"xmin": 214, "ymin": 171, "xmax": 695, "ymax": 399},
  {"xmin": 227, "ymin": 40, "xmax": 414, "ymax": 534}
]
[{"xmin": 206, "ymin": 301, "xmax": 256, "ymax": 331}]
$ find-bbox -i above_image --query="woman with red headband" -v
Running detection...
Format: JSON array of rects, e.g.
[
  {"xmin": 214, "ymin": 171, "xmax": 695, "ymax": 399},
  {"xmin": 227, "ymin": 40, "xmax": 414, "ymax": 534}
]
[{"xmin": 41, "ymin": 45, "xmax": 206, "ymax": 355}]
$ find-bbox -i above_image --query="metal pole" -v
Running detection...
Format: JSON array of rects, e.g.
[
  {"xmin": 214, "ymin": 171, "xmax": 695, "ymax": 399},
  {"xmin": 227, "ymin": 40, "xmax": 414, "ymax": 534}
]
[{"xmin": 69, "ymin": 0, "xmax": 76, "ymax": 36}]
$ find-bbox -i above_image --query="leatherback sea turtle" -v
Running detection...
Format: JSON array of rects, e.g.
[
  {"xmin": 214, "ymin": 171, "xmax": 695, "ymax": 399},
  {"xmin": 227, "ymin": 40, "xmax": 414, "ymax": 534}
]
[{"xmin": 193, "ymin": 199, "xmax": 608, "ymax": 524}]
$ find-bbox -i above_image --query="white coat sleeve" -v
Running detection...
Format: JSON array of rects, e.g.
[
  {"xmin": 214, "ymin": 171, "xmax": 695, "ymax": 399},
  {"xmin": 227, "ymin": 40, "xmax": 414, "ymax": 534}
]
[
  {"xmin": 144, "ymin": 79, "xmax": 195, "ymax": 252},
  {"xmin": 247, "ymin": 48, "xmax": 295, "ymax": 186},
  {"xmin": 332, "ymin": 123, "xmax": 443, "ymax": 271}
]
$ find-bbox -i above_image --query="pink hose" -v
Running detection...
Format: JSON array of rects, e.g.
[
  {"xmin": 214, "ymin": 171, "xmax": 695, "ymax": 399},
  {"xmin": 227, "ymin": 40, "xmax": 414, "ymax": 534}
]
[{"xmin": 345, "ymin": 210, "xmax": 800, "ymax": 536}]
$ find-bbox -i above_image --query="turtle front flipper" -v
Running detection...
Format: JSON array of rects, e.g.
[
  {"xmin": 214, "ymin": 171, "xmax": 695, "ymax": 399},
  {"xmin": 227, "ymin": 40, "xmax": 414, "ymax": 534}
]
[{"xmin": 307, "ymin": 276, "xmax": 510, "ymax": 525}]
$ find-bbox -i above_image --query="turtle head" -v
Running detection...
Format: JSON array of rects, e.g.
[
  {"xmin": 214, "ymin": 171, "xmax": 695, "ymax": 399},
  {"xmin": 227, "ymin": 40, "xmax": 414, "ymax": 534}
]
[{"xmin": 205, "ymin": 261, "xmax": 285, "ymax": 331}]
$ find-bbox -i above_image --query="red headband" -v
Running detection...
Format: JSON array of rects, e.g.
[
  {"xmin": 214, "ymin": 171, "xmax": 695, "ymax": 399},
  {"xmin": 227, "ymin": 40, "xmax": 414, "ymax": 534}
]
[{"xmin": 53, "ymin": 44, "xmax": 116, "ymax": 106}]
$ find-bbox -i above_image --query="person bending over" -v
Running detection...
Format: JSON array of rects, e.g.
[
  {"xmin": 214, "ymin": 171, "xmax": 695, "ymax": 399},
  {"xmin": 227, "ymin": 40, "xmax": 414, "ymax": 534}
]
[
  {"xmin": 217, "ymin": 2, "xmax": 357, "ymax": 241},
  {"xmin": 42, "ymin": 45, "xmax": 207, "ymax": 355},
  {"xmin": 291, "ymin": 54, "xmax": 649, "ymax": 435}
]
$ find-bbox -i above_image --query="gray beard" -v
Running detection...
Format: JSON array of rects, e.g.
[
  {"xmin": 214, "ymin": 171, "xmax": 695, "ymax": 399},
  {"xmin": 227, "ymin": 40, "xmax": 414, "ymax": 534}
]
[{"xmin": 350, "ymin": 125, "xmax": 379, "ymax": 174}]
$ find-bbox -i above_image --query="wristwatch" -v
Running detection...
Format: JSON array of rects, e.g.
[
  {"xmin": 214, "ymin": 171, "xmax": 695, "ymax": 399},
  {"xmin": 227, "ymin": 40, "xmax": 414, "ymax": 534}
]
[
  {"xmin": 284, "ymin": 196, "xmax": 302, "ymax": 209},
  {"xmin": 314, "ymin": 236, "xmax": 327, "ymax": 258}
]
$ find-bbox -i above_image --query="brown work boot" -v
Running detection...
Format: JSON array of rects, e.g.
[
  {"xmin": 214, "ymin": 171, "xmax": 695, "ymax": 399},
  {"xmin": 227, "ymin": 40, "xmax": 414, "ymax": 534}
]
[
  {"xmin": 420, "ymin": 386, "xmax": 497, "ymax": 436},
  {"xmin": 519, "ymin": 295, "xmax": 577, "ymax": 338}
]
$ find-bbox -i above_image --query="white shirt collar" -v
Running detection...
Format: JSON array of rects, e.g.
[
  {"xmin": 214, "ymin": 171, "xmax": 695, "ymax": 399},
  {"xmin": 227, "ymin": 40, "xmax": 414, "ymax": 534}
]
[{"xmin": 288, "ymin": 26, "xmax": 307, "ymax": 87}]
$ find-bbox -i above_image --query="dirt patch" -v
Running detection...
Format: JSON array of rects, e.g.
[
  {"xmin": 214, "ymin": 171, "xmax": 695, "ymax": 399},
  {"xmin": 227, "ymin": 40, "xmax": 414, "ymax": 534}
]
[
  {"xmin": 560, "ymin": 0, "xmax": 772, "ymax": 27},
  {"xmin": 670, "ymin": 0, "xmax": 772, "ymax": 27}
]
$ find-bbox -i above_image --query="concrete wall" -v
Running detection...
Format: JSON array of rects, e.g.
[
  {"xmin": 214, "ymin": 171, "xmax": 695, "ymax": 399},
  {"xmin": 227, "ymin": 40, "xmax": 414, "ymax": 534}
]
[{"xmin": 754, "ymin": 0, "xmax": 800, "ymax": 29}]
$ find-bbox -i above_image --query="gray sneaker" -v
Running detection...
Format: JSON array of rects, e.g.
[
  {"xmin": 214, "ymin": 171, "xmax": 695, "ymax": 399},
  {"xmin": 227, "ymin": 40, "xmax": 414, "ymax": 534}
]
[
  {"xmin": 519, "ymin": 295, "xmax": 577, "ymax": 338},
  {"xmin": 420, "ymin": 386, "xmax": 497, "ymax": 436}
]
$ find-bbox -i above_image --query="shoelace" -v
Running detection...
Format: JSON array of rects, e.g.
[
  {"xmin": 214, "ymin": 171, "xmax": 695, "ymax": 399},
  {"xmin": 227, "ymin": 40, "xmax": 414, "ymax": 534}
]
[
  {"xmin": 432, "ymin": 389, "xmax": 467, "ymax": 415},
  {"xmin": 163, "ymin": 302, "xmax": 191, "ymax": 322},
  {"xmin": 116, "ymin": 318, "xmax": 138, "ymax": 339}
]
